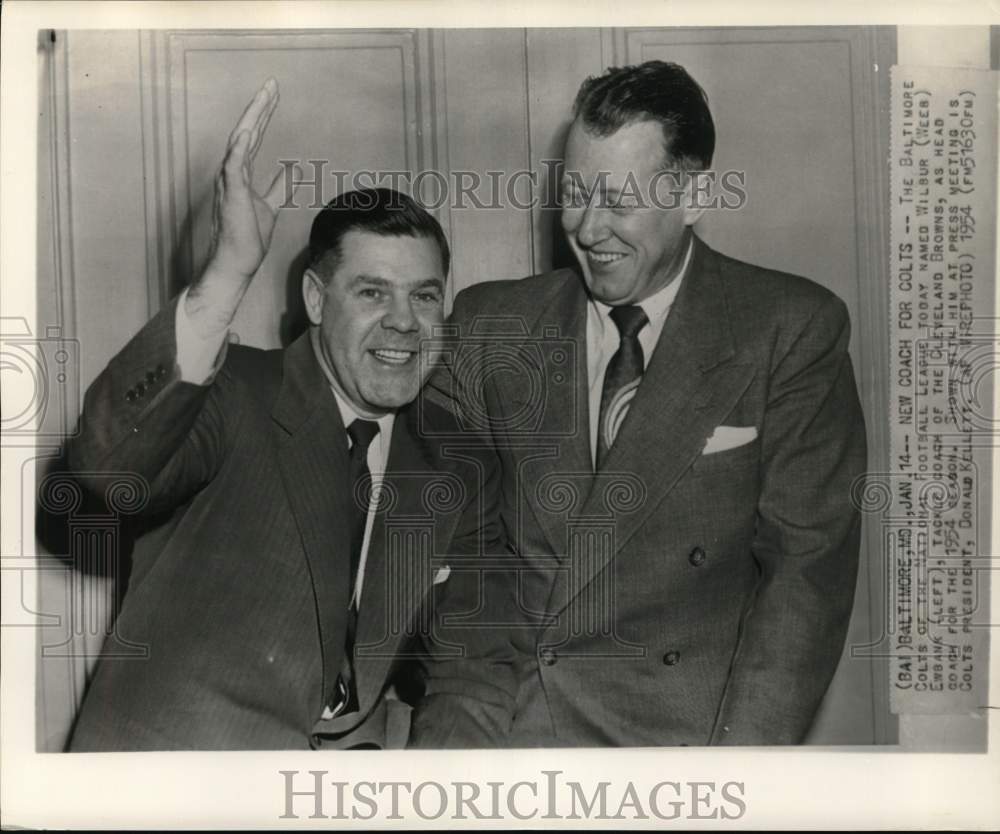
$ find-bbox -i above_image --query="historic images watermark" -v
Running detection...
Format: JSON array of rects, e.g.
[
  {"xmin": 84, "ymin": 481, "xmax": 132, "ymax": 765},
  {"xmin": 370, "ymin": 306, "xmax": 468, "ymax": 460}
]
[
  {"xmin": 272, "ymin": 160, "xmax": 749, "ymax": 213},
  {"xmin": 279, "ymin": 769, "xmax": 747, "ymax": 822}
]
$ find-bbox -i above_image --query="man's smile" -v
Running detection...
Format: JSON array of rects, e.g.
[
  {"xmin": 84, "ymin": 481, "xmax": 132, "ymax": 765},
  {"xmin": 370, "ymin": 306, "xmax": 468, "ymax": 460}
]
[
  {"xmin": 586, "ymin": 250, "xmax": 629, "ymax": 267},
  {"xmin": 370, "ymin": 348, "xmax": 416, "ymax": 365}
]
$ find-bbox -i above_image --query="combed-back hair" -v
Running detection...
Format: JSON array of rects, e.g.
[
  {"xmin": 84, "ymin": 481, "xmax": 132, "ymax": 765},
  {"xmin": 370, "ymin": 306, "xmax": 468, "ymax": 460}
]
[{"xmin": 572, "ymin": 60, "xmax": 715, "ymax": 171}]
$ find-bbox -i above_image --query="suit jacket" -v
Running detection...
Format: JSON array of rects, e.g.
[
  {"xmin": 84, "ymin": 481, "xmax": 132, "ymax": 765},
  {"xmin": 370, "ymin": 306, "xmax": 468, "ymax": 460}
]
[
  {"xmin": 64, "ymin": 299, "xmax": 493, "ymax": 751},
  {"xmin": 410, "ymin": 236, "xmax": 867, "ymax": 747}
]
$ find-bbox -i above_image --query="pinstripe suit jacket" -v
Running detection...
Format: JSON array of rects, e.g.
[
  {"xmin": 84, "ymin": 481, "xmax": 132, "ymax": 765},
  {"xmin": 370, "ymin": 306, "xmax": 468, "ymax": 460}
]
[{"xmin": 64, "ymin": 298, "xmax": 492, "ymax": 751}]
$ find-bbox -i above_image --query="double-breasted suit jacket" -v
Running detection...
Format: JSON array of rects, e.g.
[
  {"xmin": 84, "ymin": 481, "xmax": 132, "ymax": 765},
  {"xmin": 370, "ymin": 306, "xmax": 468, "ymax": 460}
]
[{"xmin": 411, "ymin": 236, "xmax": 867, "ymax": 747}]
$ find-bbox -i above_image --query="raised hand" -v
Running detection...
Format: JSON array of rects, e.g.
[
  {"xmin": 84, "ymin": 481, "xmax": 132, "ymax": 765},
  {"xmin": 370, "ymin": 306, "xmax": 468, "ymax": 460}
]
[
  {"xmin": 187, "ymin": 79, "xmax": 289, "ymax": 337},
  {"xmin": 208, "ymin": 77, "xmax": 285, "ymax": 279}
]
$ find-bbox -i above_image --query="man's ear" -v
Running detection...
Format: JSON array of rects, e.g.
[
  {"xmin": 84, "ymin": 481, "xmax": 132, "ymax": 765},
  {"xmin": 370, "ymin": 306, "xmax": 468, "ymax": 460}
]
[
  {"xmin": 302, "ymin": 268, "xmax": 324, "ymax": 326},
  {"xmin": 682, "ymin": 172, "xmax": 710, "ymax": 227}
]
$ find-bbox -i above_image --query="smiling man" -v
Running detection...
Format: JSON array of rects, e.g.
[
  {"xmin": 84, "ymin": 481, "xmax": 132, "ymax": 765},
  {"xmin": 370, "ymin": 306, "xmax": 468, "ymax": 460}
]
[
  {"xmin": 62, "ymin": 81, "xmax": 498, "ymax": 751},
  {"xmin": 412, "ymin": 60, "xmax": 867, "ymax": 747}
]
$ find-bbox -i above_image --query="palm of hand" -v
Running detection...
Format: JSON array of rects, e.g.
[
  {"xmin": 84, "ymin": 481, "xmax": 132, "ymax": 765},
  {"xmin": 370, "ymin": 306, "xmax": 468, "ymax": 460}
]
[{"xmin": 208, "ymin": 78, "xmax": 287, "ymax": 281}]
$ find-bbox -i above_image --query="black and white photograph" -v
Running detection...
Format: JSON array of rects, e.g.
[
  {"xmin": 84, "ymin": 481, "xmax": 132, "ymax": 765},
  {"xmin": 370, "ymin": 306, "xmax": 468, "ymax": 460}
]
[{"xmin": 1, "ymin": 0, "xmax": 998, "ymax": 828}]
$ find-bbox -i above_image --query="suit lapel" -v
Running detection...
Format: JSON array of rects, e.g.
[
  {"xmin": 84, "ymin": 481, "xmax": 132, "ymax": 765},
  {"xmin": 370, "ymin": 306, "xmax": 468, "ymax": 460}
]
[
  {"xmin": 490, "ymin": 275, "xmax": 593, "ymax": 558},
  {"xmin": 272, "ymin": 333, "xmax": 352, "ymax": 709},
  {"xmin": 353, "ymin": 405, "xmax": 455, "ymax": 712},
  {"xmin": 558, "ymin": 238, "xmax": 756, "ymax": 614}
]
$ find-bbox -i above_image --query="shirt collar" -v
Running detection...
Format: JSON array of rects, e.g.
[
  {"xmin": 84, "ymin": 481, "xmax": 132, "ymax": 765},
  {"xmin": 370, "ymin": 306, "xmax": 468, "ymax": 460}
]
[
  {"xmin": 309, "ymin": 329, "xmax": 395, "ymax": 440},
  {"xmin": 589, "ymin": 233, "xmax": 694, "ymax": 328},
  {"xmin": 331, "ymin": 390, "xmax": 395, "ymax": 444}
]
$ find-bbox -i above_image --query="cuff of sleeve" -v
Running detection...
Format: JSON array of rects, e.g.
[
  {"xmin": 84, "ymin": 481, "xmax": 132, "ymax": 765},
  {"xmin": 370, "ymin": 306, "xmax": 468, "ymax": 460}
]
[{"xmin": 174, "ymin": 287, "xmax": 229, "ymax": 384}]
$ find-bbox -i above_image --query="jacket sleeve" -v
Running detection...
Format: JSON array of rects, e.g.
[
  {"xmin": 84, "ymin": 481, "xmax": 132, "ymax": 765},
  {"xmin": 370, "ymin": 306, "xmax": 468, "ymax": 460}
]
[
  {"xmin": 66, "ymin": 297, "xmax": 234, "ymax": 516},
  {"xmin": 711, "ymin": 293, "xmax": 867, "ymax": 744},
  {"xmin": 408, "ymin": 291, "xmax": 521, "ymax": 748},
  {"xmin": 408, "ymin": 478, "xmax": 520, "ymax": 748}
]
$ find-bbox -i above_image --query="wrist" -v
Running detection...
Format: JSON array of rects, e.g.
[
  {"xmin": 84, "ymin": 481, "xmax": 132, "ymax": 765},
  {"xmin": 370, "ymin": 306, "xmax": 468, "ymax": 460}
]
[{"xmin": 185, "ymin": 261, "xmax": 253, "ymax": 340}]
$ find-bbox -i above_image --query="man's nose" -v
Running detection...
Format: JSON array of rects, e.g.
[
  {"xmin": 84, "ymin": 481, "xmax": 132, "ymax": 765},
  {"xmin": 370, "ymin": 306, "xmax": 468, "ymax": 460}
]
[
  {"xmin": 575, "ymin": 203, "xmax": 607, "ymax": 247},
  {"xmin": 381, "ymin": 296, "xmax": 419, "ymax": 332}
]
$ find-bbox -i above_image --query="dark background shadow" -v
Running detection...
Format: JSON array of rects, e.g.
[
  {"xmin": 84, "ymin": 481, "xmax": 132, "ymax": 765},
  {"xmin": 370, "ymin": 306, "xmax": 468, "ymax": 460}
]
[
  {"xmin": 544, "ymin": 120, "xmax": 579, "ymax": 275},
  {"xmin": 280, "ymin": 246, "xmax": 310, "ymax": 347}
]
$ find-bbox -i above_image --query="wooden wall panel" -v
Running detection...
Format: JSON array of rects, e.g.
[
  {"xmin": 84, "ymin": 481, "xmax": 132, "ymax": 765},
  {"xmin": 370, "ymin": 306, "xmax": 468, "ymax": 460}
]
[
  {"xmin": 35, "ymin": 29, "xmax": 78, "ymax": 754},
  {"xmin": 35, "ymin": 30, "xmax": 151, "ymax": 751},
  {"xmin": 440, "ymin": 29, "xmax": 535, "ymax": 294},
  {"xmin": 65, "ymin": 31, "xmax": 150, "ymax": 385}
]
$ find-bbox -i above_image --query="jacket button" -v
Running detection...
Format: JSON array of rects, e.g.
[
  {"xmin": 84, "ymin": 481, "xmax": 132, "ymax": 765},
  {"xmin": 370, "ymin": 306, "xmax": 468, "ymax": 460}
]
[
  {"xmin": 688, "ymin": 546, "xmax": 706, "ymax": 566},
  {"xmin": 135, "ymin": 382, "xmax": 146, "ymax": 396},
  {"xmin": 125, "ymin": 389, "xmax": 136, "ymax": 402},
  {"xmin": 156, "ymin": 364, "xmax": 167, "ymax": 378},
  {"xmin": 539, "ymin": 648, "xmax": 557, "ymax": 666},
  {"xmin": 662, "ymin": 651, "xmax": 680, "ymax": 666},
  {"xmin": 146, "ymin": 371, "xmax": 157, "ymax": 384}
]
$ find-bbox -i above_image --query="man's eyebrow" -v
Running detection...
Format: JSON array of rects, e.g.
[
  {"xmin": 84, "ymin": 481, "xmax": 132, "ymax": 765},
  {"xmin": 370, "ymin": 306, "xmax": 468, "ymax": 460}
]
[
  {"xmin": 350, "ymin": 274, "xmax": 391, "ymax": 287},
  {"xmin": 559, "ymin": 177, "xmax": 627, "ymax": 197},
  {"xmin": 350, "ymin": 274, "xmax": 444, "ymax": 291}
]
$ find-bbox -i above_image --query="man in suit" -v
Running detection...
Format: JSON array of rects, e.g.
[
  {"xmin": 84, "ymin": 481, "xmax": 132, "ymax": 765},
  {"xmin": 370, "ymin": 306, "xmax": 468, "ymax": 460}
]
[
  {"xmin": 410, "ymin": 60, "xmax": 867, "ymax": 747},
  {"xmin": 64, "ymin": 80, "xmax": 497, "ymax": 750}
]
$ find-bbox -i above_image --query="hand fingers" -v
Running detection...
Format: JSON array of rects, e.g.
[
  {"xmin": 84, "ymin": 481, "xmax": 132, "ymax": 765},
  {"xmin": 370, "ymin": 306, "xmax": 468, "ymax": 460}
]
[
  {"xmin": 223, "ymin": 129, "xmax": 251, "ymax": 186},
  {"xmin": 249, "ymin": 84, "xmax": 279, "ymax": 162},
  {"xmin": 210, "ymin": 170, "xmax": 224, "ymax": 248},
  {"xmin": 213, "ymin": 171, "xmax": 224, "ymax": 215},
  {"xmin": 227, "ymin": 78, "xmax": 277, "ymax": 151},
  {"xmin": 227, "ymin": 86, "xmax": 265, "ymax": 150}
]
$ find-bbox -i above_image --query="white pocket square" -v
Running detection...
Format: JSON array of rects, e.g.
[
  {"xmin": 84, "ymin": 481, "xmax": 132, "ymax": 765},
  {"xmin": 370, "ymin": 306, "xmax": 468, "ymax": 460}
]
[
  {"xmin": 433, "ymin": 565, "xmax": 451, "ymax": 585},
  {"xmin": 703, "ymin": 425, "xmax": 758, "ymax": 454}
]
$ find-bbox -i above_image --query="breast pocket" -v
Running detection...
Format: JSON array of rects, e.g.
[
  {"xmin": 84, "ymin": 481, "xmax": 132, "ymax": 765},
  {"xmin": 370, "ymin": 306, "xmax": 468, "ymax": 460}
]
[
  {"xmin": 682, "ymin": 437, "xmax": 761, "ymax": 532},
  {"xmin": 681, "ymin": 438, "xmax": 761, "ymax": 570},
  {"xmin": 690, "ymin": 436, "xmax": 761, "ymax": 475}
]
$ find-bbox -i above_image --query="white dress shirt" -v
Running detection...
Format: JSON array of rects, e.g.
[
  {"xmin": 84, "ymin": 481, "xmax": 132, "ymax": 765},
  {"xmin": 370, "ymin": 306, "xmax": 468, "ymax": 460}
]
[
  {"xmin": 585, "ymin": 236, "xmax": 693, "ymax": 466},
  {"xmin": 174, "ymin": 291, "xmax": 393, "ymax": 607},
  {"xmin": 327, "ymin": 389, "xmax": 394, "ymax": 606}
]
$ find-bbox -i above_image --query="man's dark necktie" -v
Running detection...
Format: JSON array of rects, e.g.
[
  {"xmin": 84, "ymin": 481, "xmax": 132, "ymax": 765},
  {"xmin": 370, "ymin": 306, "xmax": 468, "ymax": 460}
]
[
  {"xmin": 596, "ymin": 305, "xmax": 649, "ymax": 469},
  {"xmin": 347, "ymin": 418, "xmax": 380, "ymax": 590},
  {"xmin": 329, "ymin": 417, "xmax": 379, "ymax": 718}
]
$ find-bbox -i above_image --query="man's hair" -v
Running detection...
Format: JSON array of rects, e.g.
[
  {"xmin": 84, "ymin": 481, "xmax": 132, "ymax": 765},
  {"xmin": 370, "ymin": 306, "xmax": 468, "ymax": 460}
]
[
  {"xmin": 308, "ymin": 187, "xmax": 450, "ymax": 278},
  {"xmin": 572, "ymin": 60, "xmax": 715, "ymax": 171}
]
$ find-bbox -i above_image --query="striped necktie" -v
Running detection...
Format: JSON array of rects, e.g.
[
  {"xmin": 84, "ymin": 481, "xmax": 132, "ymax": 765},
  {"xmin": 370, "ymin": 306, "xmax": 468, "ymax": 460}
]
[{"xmin": 596, "ymin": 305, "xmax": 648, "ymax": 469}]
